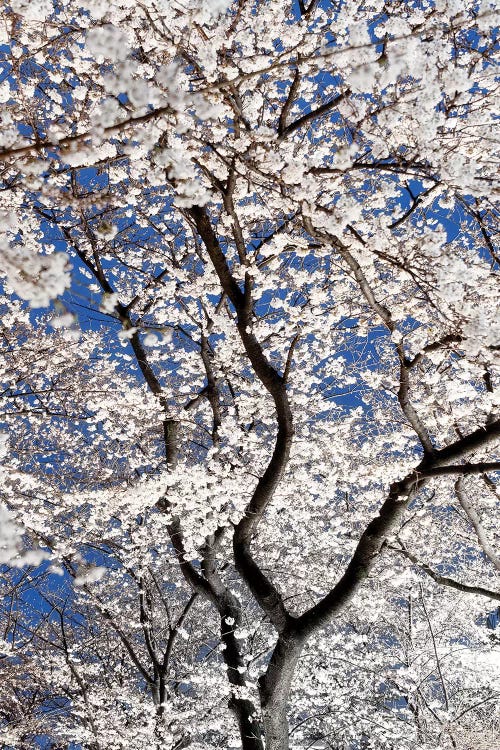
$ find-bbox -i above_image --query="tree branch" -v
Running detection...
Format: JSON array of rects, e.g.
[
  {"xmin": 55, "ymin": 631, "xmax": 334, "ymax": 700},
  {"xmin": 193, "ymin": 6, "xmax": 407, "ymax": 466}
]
[
  {"xmin": 420, "ymin": 462, "xmax": 500, "ymax": 477},
  {"xmin": 391, "ymin": 543, "xmax": 500, "ymax": 602},
  {"xmin": 279, "ymin": 89, "xmax": 351, "ymax": 140},
  {"xmin": 455, "ymin": 476, "xmax": 500, "ymax": 571},
  {"xmin": 277, "ymin": 67, "xmax": 301, "ymax": 137},
  {"xmin": 419, "ymin": 582, "xmax": 450, "ymax": 711},
  {"xmin": 295, "ymin": 417, "xmax": 500, "ymax": 637},
  {"xmin": 302, "ymin": 215, "xmax": 434, "ymax": 454},
  {"xmin": 189, "ymin": 204, "xmax": 294, "ymax": 634}
]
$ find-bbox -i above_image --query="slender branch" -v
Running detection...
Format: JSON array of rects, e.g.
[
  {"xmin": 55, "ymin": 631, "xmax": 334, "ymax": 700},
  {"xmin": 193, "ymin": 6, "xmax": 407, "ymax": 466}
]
[
  {"xmin": 162, "ymin": 593, "xmax": 198, "ymax": 675},
  {"xmin": 224, "ymin": 182, "xmax": 249, "ymax": 266},
  {"xmin": 419, "ymin": 583, "xmax": 450, "ymax": 711},
  {"xmin": 302, "ymin": 215, "xmax": 434, "ymax": 454},
  {"xmin": 454, "ymin": 693, "xmax": 500, "ymax": 722},
  {"xmin": 283, "ymin": 334, "xmax": 300, "ymax": 384},
  {"xmin": 278, "ymin": 88, "xmax": 352, "ymax": 140},
  {"xmin": 455, "ymin": 477, "xmax": 500, "ymax": 571},
  {"xmin": 103, "ymin": 611, "xmax": 154, "ymax": 686},
  {"xmin": 406, "ymin": 334, "xmax": 462, "ymax": 369},
  {"xmin": 390, "ymin": 543, "xmax": 500, "ymax": 602},
  {"xmin": 60, "ymin": 220, "xmax": 180, "ymax": 465},
  {"xmin": 58, "ymin": 608, "xmax": 101, "ymax": 749},
  {"xmin": 397, "ymin": 349, "xmax": 435, "ymax": 454},
  {"xmin": 159, "ymin": 593, "xmax": 198, "ymax": 716},
  {"xmin": 138, "ymin": 576, "xmax": 161, "ymax": 672},
  {"xmin": 200, "ymin": 331, "xmax": 222, "ymax": 445},
  {"xmin": 457, "ymin": 195, "xmax": 500, "ymax": 267},
  {"xmin": 387, "ymin": 184, "xmax": 438, "ymax": 229},
  {"xmin": 277, "ymin": 67, "xmax": 301, "ymax": 137}
]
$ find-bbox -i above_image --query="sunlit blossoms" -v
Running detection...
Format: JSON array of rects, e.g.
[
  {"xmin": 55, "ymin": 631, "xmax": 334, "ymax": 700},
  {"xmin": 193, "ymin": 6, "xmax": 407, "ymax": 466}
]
[{"xmin": 0, "ymin": 1, "xmax": 499, "ymax": 749}]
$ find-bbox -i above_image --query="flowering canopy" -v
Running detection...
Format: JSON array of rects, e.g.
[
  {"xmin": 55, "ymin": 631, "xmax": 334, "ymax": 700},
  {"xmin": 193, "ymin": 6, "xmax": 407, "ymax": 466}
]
[{"xmin": 0, "ymin": 1, "xmax": 499, "ymax": 749}]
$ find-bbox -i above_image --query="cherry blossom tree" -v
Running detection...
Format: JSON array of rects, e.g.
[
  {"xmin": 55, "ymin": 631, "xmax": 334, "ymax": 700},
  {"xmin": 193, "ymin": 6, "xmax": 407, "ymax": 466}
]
[{"xmin": 0, "ymin": 1, "xmax": 499, "ymax": 749}]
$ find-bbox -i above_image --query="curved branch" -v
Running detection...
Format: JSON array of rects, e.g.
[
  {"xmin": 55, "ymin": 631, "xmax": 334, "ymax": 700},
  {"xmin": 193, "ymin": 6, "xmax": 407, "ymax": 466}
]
[
  {"xmin": 391, "ymin": 543, "xmax": 500, "ymax": 602},
  {"xmin": 189, "ymin": 204, "xmax": 294, "ymax": 634},
  {"xmin": 295, "ymin": 417, "xmax": 500, "ymax": 637},
  {"xmin": 302, "ymin": 215, "xmax": 434, "ymax": 454}
]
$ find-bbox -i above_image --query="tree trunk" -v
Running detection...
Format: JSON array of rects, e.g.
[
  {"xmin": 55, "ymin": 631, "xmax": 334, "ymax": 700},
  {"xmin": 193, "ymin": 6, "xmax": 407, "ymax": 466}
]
[{"xmin": 259, "ymin": 628, "xmax": 305, "ymax": 750}]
